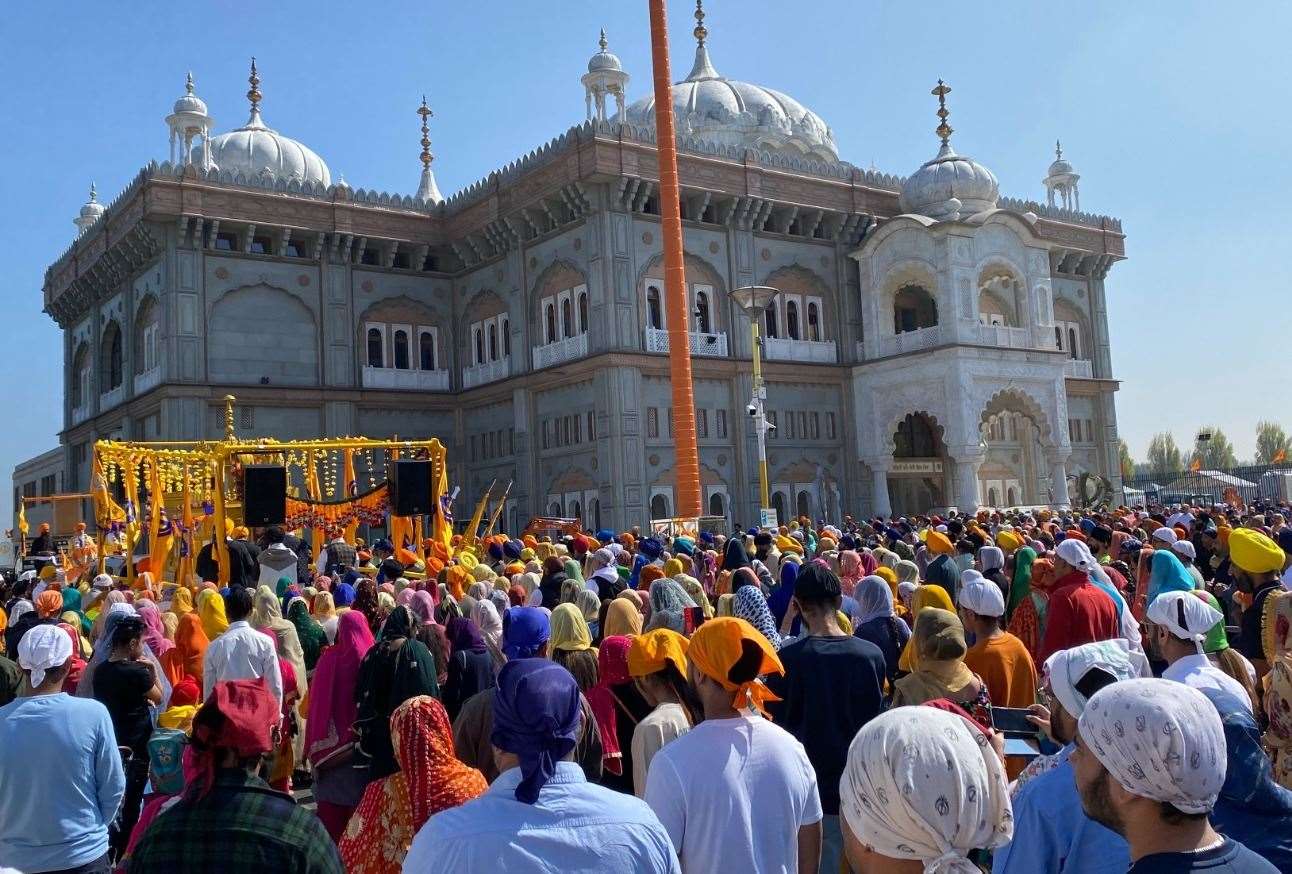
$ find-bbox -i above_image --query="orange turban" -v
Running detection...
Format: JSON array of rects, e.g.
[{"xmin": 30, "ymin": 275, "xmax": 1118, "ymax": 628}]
[
  {"xmin": 445, "ymin": 566, "xmax": 471, "ymax": 600},
  {"xmin": 628, "ymin": 629, "xmax": 690, "ymax": 678},
  {"xmin": 639, "ymin": 564, "xmax": 665, "ymax": 590},
  {"xmin": 925, "ymin": 530, "xmax": 954, "ymax": 556},
  {"xmin": 35, "ymin": 590, "xmax": 64, "ymax": 619},
  {"xmin": 687, "ymin": 617, "xmax": 784, "ymax": 717}
]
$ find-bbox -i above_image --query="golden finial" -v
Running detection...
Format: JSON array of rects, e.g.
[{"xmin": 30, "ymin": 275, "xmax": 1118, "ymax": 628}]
[
  {"xmin": 185, "ymin": 71, "xmax": 195, "ymax": 95},
  {"xmin": 694, "ymin": 0, "xmax": 707, "ymax": 46},
  {"xmin": 89, "ymin": 182, "xmax": 98, "ymax": 202},
  {"xmin": 1055, "ymin": 139, "xmax": 1063, "ymax": 160},
  {"xmin": 932, "ymin": 78, "xmax": 953, "ymax": 147},
  {"xmin": 224, "ymin": 395, "xmax": 237, "ymax": 441},
  {"xmin": 599, "ymin": 27, "xmax": 608, "ymax": 53},
  {"xmin": 247, "ymin": 57, "xmax": 261, "ymax": 114},
  {"xmin": 418, "ymin": 96, "xmax": 434, "ymax": 168}
]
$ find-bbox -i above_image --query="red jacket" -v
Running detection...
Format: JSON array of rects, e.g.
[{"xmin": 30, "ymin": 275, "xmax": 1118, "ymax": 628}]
[{"xmin": 1037, "ymin": 569, "xmax": 1120, "ymax": 664}]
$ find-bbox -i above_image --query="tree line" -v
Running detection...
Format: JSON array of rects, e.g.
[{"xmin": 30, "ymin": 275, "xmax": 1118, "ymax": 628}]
[{"xmin": 1119, "ymin": 421, "xmax": 1291, "ymax": 478}]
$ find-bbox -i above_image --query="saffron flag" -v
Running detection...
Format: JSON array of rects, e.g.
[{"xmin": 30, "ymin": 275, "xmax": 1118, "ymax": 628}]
[
  {"xmin": 463, "ymin": 480, "xmax": 495, "ymax": 549},
  {"xmin": 1189, "ymin": 456, "xmax": 1202, "ymax": 473}
]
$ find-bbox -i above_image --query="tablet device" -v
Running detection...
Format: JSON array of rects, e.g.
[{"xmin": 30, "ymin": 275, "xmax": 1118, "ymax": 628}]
[{"xmin": 991, "ymin": 706, "xmax": 1037, "ymax": 736}]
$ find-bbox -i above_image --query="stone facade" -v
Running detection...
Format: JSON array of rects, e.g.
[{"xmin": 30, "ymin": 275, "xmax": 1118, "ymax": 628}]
[{"xmin": 40, "ymin": 49, "xmax": 1125, "ymax": 532}]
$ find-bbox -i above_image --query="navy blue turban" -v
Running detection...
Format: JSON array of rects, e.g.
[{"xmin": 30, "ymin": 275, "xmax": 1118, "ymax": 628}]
[
  {"xmin": 502, "ymin": 607, "xmax": 551, "ymax": 660},
  {"xmin": 491, "ymin": 659, "xmax": 581, "ymax": 803}
]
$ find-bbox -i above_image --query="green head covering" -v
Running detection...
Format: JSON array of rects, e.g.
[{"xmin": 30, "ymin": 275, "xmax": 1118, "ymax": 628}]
[
  {"xmin": 1196, "ymin": 590, "xmax": 1229, "ymax": 653},
  {"xmin": 276, "ymin": 576, "xmax": 295, "ymax": 599},
  {"xmin": 1005, "ymin": 546, "xmax": 1036, "ymax": 621},
  {"xmin": 563, "ymin": 558, "xmax": 583, "ymax": 584}
]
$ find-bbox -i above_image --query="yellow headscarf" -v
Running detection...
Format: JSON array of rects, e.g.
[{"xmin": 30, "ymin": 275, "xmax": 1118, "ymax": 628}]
[
  {"xmin": 897, "ymin": 584, "xmax": 956, "ymax": 672},
  {"xmin": 995, "ymin": 530, "xmax": 1022, "ymax": 553},
  {"xmin": 688, "ymin": 617, "xmax": 784, "ymax": 717},
  {"xmin": 893, "ymin": 608, "xmax": 976, "ymax": 705},
  {"xmin": 627, "ymin": 628, "xmax": 690, "ymax": 678},
  {"xmin": 197, "ymin": 588, "xmax": 229, "ymax": 640},
  {"xmin": 663, "ymin": 558, "xmax": 686, "ymax": 578},
  {"xmin": 170, "ymin": 587, "xmax": 194, "ymax": 617},
  {"xmin": 550, "ymin": 603, "xmax": 592, "ymax": 652},
  {"xmin": 603, "ymin": 598, "xmax": 644, "ymax": 638}
]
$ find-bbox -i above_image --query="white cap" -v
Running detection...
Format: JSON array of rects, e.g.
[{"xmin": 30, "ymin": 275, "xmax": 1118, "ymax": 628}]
[
  {"xmin": 1056, "ymin": 538, "xmax": 1097, "ymax": 572},
  {"xmin": 1151, "ymin": 527, "xmax": 1178, "ymax": 546},
  {"xmin": 957, "ymin": 570, "xmax": 1006, "ymax": 617},
  {"xmin": 17, "ymin": 624, "xmax": 73, "ymax": 687},
  {"xmin": 1171, "ymin": 540, "xmax": 1196, "ymax": 560}
]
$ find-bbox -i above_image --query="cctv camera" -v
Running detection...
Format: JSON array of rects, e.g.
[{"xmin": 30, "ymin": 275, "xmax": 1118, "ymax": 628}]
[
  {"xmin": 747, "ymin": 404, "xmax": 758, "ymax": 416},
  {"xmin": 765, "ymin": 422, "xmax": 776, "ymax": 432}
]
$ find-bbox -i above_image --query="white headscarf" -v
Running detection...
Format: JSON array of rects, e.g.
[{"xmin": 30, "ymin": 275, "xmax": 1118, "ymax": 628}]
[
  {"xmin": 1077, "ymin": 678, "xmax": 1225, "ymax": 815},
  {"xmin": 1043, "ymin": 639, "xmax": 1150, "ymax": 719},
  {"xmin": 957, "ymin": 571, "xmax": 1005, "ymax": 618},
  {"xmin": 853, "ymin": 575, "xmax": 895, "ymax": 626},
  {"xmin": 840, "ymin": 707, "xmax": 1013, "ymax": 873},
  {"xmin": 18, "ymin": 624, "xmax": 73, "ymax": 687},
  {"xmin": 1055, "ymin": 538, "xmax": 1097, "ymax": 572},
  {"xmin": 1146, "ymin": 590, "xmax": 1223, "ymax": 654},
  {"xmin": 978, "ymin": 546, "xmax": 1005, "ymax": 572}
]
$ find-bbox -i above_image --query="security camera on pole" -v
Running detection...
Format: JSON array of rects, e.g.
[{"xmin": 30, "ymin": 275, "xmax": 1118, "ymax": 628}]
[{"xmin": 729, "ymin": 285, "xmax": 779, "ymax": 526}]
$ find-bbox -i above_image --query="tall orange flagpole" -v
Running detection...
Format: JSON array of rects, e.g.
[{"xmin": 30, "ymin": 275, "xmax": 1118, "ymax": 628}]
[{"xmin": 648, "ymin": 0, "xmax": 701, "ymax": 519}]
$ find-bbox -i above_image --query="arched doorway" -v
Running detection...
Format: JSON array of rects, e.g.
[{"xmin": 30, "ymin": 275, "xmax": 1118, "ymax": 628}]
[
  {"xmin": 888, "ymin": 412, "xmax": 947, "ymax": 515},
  {"xmin": 978, "ymin": 391, "xmax": 1051, "ymax": 508},
  {"xmin": 650, "ymin": 493, "xmax": 670, "ymax": 520}
]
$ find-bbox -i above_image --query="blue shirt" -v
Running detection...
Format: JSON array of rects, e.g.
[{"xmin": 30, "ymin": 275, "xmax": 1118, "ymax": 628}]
[
  {"xmin": 992, "ymin": 745, "xmax": 1129, "ymax": 874},
  {"xmin": 0, "ymin": 693, "xmax": 125, "ymax": 872},
  {"xmin": 403, "ymin": 761, "xmax": 680, "ymax": 873}
]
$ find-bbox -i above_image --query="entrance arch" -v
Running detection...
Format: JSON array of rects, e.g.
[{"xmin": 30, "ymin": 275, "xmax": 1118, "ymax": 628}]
[
  {"xmin": 888, "ymin": 412, "xmax": 948, "ymax": 515},
  {"xmin": 977, "ymin": 390, "xmax": 1051, "ymax": 507}
]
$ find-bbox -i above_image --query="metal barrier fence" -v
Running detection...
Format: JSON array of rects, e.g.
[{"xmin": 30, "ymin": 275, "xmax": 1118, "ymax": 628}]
[{"xmin": 1120, "ymin": 464, "xmax": 1292, "ymax": 507}]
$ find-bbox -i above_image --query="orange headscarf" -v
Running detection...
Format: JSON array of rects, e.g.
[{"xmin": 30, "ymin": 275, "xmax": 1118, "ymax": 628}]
[
  {"xmin": 628, "ymin": 628, "xmax": 689, "ymax": 677},
  {"xmin": 638, "ymin": 564, "xmax": 665, "ymax": 591},
  {"xmin": 687, "ymin": 617, "xmax": 784, "ymax": 717},
  {"xmin": 445, "ymin": 566, "xmax": 471, "ymax": 601},
  {"xmin": 162, "ymin": 612, "xmax": 210, "ymax": 686}
]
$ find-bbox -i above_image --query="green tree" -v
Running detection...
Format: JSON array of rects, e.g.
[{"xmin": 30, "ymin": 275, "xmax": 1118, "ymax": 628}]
[
  {"xmin": 1189, "ymin": 426, "xmax": 1237, "ymax": 470},
  {"xmin": 1256, "ymin": 421, "xmax": 1291, "ymax": 465},
  {"xmin": 1118, "ymin": 439, "xmax": 1135, "ymax": 479},
  {"xmin": 1146, "ymin": 432, "xmax": 1182, "ymax": 475}
]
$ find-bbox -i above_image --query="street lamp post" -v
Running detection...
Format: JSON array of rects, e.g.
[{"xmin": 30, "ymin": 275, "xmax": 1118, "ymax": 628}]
[{"xmin": 729, "ymin": 286, "xmax": 779, "ymax": 517}]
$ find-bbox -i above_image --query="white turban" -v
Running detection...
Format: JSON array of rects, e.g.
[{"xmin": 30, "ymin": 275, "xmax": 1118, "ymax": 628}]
[
  {"xmin": 1044, "ymin": 638, "xmax": 1150, "ymax": 719},
  {"xmin": 1078, "ymin": 678, "xmax": 1225, "ymax": 815},
  {"xmin": 978, "ymin": 546, "xmax": 1005, "ymax": 572},
  {"xmin": 8, "ymin": 600, "xmax": 33, "ymax": 625},
  {"xmin": 1146, "ymin": 590, "xmax": 1222, "ymax": 653},
  {"xmin": 1171, "ymin": 540, "xmax": 1196, "ymax": 561},
  {"xmin": 17, "ymin": 624, "xmax": 73, "ymax": 687},
  {"xmin": 1151, "ymin": 527, "xmax": 1178, "ymax": 546},
  {"xmin": 840, "ymin": 707, "xmax": 1013, "ymax": 874},
  {"xmin": 1055, "ymin": 538, "xmax": 1097, "ymax": 572},
  {"xmin": 92, "ymin": 573, "xmax": 114, "ymax": 589},
  {"xmin": 957, "ymin": 571, "xmax": 1005, "ymax": 618}
]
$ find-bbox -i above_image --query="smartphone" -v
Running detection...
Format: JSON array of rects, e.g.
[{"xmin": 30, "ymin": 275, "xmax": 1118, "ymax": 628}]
[
  {"xmin": 991, "ymin": 706, "xmax": 1038, "ymax": 736},
  {"xmin": 1003, "ymin": 736, "xmax": 1041, "ymax": 759}
]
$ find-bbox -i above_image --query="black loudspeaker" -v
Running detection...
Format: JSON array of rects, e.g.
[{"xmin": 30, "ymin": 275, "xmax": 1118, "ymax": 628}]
[
  {"xmin": 389, "ymin": 459, "xmax": 431, "ymax": 516},
  {"xmin": 243, "ymin": 465, "xmax": 287, "ymax": 526}
]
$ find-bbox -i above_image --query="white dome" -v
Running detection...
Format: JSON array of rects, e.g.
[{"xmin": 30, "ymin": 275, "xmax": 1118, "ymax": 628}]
[
  {"xmin": 623, "ymin": 43, "xmax": 837, "ymax": 160},
  {"xmin": 206, "ymin": 108, "xmax": 331, "ymax": 187},
  {"xmin": 588, "ymin": 48, "xmax": 622, "ymax": 72},
  {"xmin": 899, "ymin": 142, "xmax": 999, "ymax": 222},
  {"xmin": 79, "ymin": 186, "xmax": 105, "ymax": 221},
  {"xmin": 172, "ymin": 73, "xmax": 208, "ymax": 116}
]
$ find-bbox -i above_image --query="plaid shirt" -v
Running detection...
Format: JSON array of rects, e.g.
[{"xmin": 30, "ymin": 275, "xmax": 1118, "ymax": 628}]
[{"xmin": 126, "ymin": 770, "xmax": 342, "ymax": 874}]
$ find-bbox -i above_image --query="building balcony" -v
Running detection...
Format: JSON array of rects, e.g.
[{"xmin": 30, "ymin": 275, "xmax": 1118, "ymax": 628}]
[
  {"xmin": 99, "ymin": 384, "xmax": 125, "ymax": 412},
  {"xmin": 1063, "ymin": 358, "xmax": 1094, "ymax": 378},
  {"xmin": 133, "ymin": 366, "xmax": 162, "ymax": 395},
  {"xmin": 644, "ymin": 327, "xmax": 729, "ymax": 357},
  {"xmin": 361, "ymin": 366, "xmax": 450, "ymax": 391},
  {"xmin": 532, "ymin": 333, "xmax": 588, "ymax": 369},
  {"xmin": 876, "ymin": 325, "xmax": 946, "ymax": 357},
  {"xmin": 762, "ymin": 336, "xmax": 838, "ymax": 363},
  {"xmin": 967, "ymin": 323, "xmax": 1032, "ymax": 350},
  {"xmin": 71, "ymin": 404, "xmax": 91, "ymax": 426},
  {"xmin": 463, "ymin": 357, "xmax": 510, "ymax": 389}
]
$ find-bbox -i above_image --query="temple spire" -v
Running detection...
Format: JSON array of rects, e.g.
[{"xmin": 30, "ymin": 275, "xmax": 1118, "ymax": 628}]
[
  {"xmin": 685, "ymin": 0, "xmax": 720, "ymax": 81},
  {"xmin": 1055, "ymin": 139, "xmax": 1063, "ymax": 160},
  {"xmin": 933, "ymin": 79, "xmax": 953, "ymax": 147},
  {"xmin": 415, "ymin": 95, "xmax": 443, "ymax": 205},
  {"xmin": 246, "ymin": 57, "xmax": 264, "ymax": 127}
]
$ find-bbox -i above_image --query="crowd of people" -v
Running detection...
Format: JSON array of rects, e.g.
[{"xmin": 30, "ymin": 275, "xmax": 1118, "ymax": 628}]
[{"xmin": 1, "ymin": 503, "xmax": 1291, "ymax": 873}]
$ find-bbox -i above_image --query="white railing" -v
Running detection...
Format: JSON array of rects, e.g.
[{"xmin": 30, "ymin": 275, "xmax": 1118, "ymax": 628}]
[
  {"xmin": 361, "ymin": 366, "xmax": 450, "ymax": 391},
  {"xmin": 71, "ymin": 405, "xmax": 91, "ymax": 425},
  {"xmin": 463, "ymin": 357, "xmax": 510, "ymax": 388},
  {"xmin": 532, "ymin": 333, "xmax": 588, "ymax": 369},
  {"xmin": 762, "ymin": 337, "xmax": 838, "ymax": 363},
  {"xmin": 99, "ymin": 384, "xmax": 125, "ymax": 411},
  {"xmin": 133, "ymin": 366, "xmax": 162, "ymax": 395},
  {"xmin": 968, "ymin": 323, "xmax": 1032, "ymax": 349},
  {"xmin": 876, "ymin": 325, "xmax": 945, "ymax": 357},
  {"xmin": 1063, "ymin": 358, "xmax": 1094, "ymax": 378},
  {"xmin": 644, "ymin": 327, "xmax": 729, "ymax": 357},
  {"xmin": 854, "ymin": 340, "xmax": 866, "ymax": 362}
]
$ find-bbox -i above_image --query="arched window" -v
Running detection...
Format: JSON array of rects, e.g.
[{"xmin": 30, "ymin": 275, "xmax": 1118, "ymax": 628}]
[
  {"xmin": 764, "ymin": 304, "xmax": 779, "ymax": 339},
  {"xmin": 134, "ymin": 298, "xmax": 160, "ymax": 374},
  {"xmin": 647, "ymin": 286, "xmax": 663, "ymax": 330},
  {"xmin": 893, "ymin": 413, "xmax": 941, "ymax": 458},
  {"xmin": 591, "ymin": 499, "xmax": 601, "ymax": 530},
  {"xmin": 71, "ymin": 344, "xmax": 90, "ymax": 407},
  {"xmin": 550, "ymin": 501, "xmax": 563, "ymax": 516},
  {"xmin": 488, "ymin": 323, "xmax": 498, "ymax": 361},
  {"xmin": 807, "ymin": 302, "xmax": 821, "ymax": 341},
  {"xmin": 102, "ymin": 322, "xmax": 124, "ymax": 390},
  {"xmin": 1068, "ymin": 327, "xmax": 1078, "ymax": 360},
  {"xmin": 893, "ymin": 285, "xmax": 938, "ymax": 334},
  {"xmin": 367, "ymin": 328, "xmax": 384, "ymax": 367},
  {"xmin": 561, "ymin": 298, "xmax": 573, "ymax": 339},
  {"xmin": 570, "ymin": 501, "xmax": 582, "ymax": 522},
  {"xmin": 545, "ymin": 303, "xmax": 557, "ymax": 344},
  {"xmin": 474, "ymin": 327, "xmax": 485, "ymax": 365},
  {"xmin": 650, "ymin": 493, "xmax": 669, "ymax": 520},
  {"xmin": 708, "ymin": 492, "xmax": 725, "ymax": 517},
  {"xmin": 1007, "ymin": 486, "xmax": 1018, "ymax": 506},
  {"xmin": 393, "ymin": 330, "xmax": 410, "ymax": 369},
  {"xmin": 695, "ymin": 290, "xmax": 711, "ymax": 334},
  {"xmin": 419, "ymin": 331, "xmax": 435, "ymax": 370},
  {"xmin": 796, "ymin": 490, "xmax": 811, "ymax": 519},
  {"xmin": 502, "ymin": 317, "xmax": 510, "ymax": 356},
  {"xmin": 786, "ymin": 300, "xmax": 800, "ymax": 340},
  {"xmin": 771, "ymin": 491, "xmax": 786, "ymax": 522},
  {"xmin": 578, "ymin": 290, "xmax": 589, "ymax": 334},
  {"xmin": 987, "ymin": 487, "xmax": 999, "ymax": 507}
]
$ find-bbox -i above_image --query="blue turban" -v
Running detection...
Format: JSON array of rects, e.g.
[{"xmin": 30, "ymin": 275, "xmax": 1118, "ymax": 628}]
[
  {"xmin": 502, "ymin": 607, "xmax": 551, "ymax": 660},
  {"xmin": 1079, "ymin": 518, "xmax": 1096, "ymax": 535},
  {"xmin": 332, "ymin": 583, "xmax": 355, "ymax": 607},
  {"xmin": 488, "ymin": 542, "xmax": 505, "ymax": 561},
  {"xmin": 673, "ymin": 537, "xmax": 695, "ymax": 556},
  {"xmin": 639, "ymin": 537, "xmax": 664, "ymax": 559},
  {"xmin": 595, "ymin": 529, "xmax": 615, "ymax": 544},
  {"xmin": 491, "ymin": 659, "xmax": 581, "ymax": 803},
  {"xmin": 504, "ymin": 539, "xmax": 524, "ymax": 560},
  {"xmin": 699, "ymin": 531, "xmax": 715, "ymax": 545}
]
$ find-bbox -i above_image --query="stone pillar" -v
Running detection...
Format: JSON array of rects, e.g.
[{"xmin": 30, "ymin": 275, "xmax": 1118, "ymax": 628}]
[
  {"xmin": 864, "ymin": 456, "xmax": 892, "ymax": 518},
  {"xmin": 948, "ymin": 447, "xmax": 985, "ymax": 511},
  {"xmin": 1049, "ymin": 454, "xmax": 1072, "ymax": 508}
]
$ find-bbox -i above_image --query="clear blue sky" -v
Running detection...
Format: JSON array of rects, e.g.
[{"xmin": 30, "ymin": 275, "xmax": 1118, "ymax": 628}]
[{"xmin": 2, "ymin": 0, "xmax": 1288, "ymax": 520}]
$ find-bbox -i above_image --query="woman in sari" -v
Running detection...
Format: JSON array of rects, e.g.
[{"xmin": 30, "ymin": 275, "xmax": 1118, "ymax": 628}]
[
  {"xmin": 286, "ymin": 597, "xmax": 327, "ymax": 674},
  {"xmin": 353, "ymin": 579, "xmax": 382, "ymax": 635},
  {"xmin": 250, "ymin": 586, "xmax": 308, "ymax": 701},
  {"xmin": 169, "ymin": 587, "xmax": 194, "ymax": 618},
  {"xmin": 838, "ymin": 550, "xmax": 864, "ymax": 597},
  {"xmin": 135, "ymin": 600, "xmax": 174, "ymax": 658},
  {"xmin": 355, "ymin": 606, "xmax": 440, "ymax": 780},
  {"xmin": 339, "ymin": 696, "xmax": 487, "ymax": 872},
  {"xmin": 891, "ymin": 607, "xmax": 992, "ymax": 730},
  {"xmin": 1004, "ymin": 546, "xmax": 1036, "ymax": 621},
  {"xmin": 550, "ymin": 603, "xmax": 599, "ymax": 693},
  {"xmin": 409, "ymin": 591, "xmax": 448, "ymax": 687},
  {"xmin": 160, "ymin": 613, "xmax": 209, "ymax": 687},
  {"xmin": 195, "ymin": 588, "xmax": 228, "ymax": 640},
  {"xmin": 586, "ymin": 635, "xmax": 652, "ymax": 795},
  {"xmin": 306, "ymin": 610, "xmax": 376, "ymax": 841},
  {"xmin": 1008, "ymin": 555, "xmax": 1052, "ymax": 663}
]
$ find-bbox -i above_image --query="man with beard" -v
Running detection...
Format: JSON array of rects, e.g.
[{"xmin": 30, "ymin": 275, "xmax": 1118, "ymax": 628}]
[{"xmin": 1070, "ymin": 678, "xmax": 1274, "ymax": 873}]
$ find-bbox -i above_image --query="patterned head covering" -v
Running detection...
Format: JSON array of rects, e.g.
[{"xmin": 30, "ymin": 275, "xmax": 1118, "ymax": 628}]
[
  {"xmin": 840, "ymin": 707, "xmax": 1012, "ymax": 873},
  {"xmin": 732, "ymin": 586, "xmax": 782, "ymax": 650},
  {"xmin": 1078, "ymin": 678, "xmax": 1226, "ymax": 814},
  {"xmin": 391, "ymin": 696, "xmax": 487, "ymax": 827}
]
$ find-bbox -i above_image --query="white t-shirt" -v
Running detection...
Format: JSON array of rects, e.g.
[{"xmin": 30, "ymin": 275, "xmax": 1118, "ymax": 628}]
[
  {"xmin": 644, "ymin": 713, "xmax": 822, "ymax": 874},
  {"xmin": 632, "ymin": 703, "xmax": 691, "ymax": 798},
  {"xmin": 1163, "ymin": 654, "xmax": 1253, "ymax": 714}
]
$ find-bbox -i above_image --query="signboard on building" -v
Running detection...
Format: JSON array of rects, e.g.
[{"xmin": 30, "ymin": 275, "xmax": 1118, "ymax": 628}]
[
  {"xmin": 759, "ymin": 507, "xmax": 778, "ymax": 529},
  {"xmin": 891, "ymin": 460, "xmax": 944, "ymax": 475}
]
